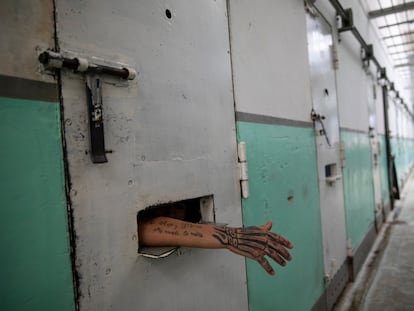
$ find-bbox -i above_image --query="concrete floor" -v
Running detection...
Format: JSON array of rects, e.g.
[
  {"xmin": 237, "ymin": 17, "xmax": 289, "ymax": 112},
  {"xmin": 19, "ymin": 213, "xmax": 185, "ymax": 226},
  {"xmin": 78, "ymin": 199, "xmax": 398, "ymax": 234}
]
[{"xmin": 334, "ymin": 173, "xmax": 414, "ymax": 311}]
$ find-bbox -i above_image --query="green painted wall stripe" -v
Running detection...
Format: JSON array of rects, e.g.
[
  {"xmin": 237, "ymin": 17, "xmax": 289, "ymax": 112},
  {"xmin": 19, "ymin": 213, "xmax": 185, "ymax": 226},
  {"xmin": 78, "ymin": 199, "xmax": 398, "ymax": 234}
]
[
  {"xmin": 236, "ymin": 111, "xmax": 313, "ymax": 128},
  {"xmin": 340, "ymin": 127, "xmax": 368, "ymax": 134},
  {"xmin": 340, "ymin": 130, "xmax": 375, "ymax": 250},
  {"xmin": 237, "ymin": 121, "xmax": 324, "ymax": 311},
  {"xmin": 0, "ymin": 97, "xmax": 75, "ymax": 311},
  {"xmin": 390, "ymin": 136, "xmax": 414, "ymax": 188},
  {"xmin": 0, "ymin": 75, "xmax": 58, "ymax": 102}
]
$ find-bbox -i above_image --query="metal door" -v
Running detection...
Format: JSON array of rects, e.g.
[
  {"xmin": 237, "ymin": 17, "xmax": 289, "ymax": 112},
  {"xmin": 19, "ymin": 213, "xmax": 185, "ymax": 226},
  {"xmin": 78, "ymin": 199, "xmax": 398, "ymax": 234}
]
[
  {"xmin": 306, "ymin": 11, "xmax": 347, "ymax": 280},
  {"xmin": 54, "ymin": 1, "xmax": 246, "ymax": 310},
  {"xmin": 367, "ymin": 74, "xmax": 383, "ymax": 226}
]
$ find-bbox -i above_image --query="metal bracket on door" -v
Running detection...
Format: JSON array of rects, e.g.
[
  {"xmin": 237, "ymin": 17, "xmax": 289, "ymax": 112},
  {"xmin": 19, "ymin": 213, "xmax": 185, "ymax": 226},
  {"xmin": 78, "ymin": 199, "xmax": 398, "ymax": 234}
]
[{"xmin": 39, "ymin": 50, "xmax": 137, "ymax": 163}]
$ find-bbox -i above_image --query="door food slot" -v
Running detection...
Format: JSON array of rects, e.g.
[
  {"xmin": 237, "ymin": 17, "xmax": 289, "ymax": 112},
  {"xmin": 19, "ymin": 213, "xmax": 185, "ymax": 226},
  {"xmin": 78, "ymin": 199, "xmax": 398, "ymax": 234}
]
[
  {"xmin": 137, "ymin": 195, "xmax": 215, "ymax": 258},
  {"xmin": 325, "ymin": 163, "xmax": 342, "ymax": 185}
]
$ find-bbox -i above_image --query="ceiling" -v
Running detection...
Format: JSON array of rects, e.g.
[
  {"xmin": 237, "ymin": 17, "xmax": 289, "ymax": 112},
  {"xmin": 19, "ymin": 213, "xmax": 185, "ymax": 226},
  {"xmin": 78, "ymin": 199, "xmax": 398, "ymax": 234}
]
[{"xmin": 363, "ymin": 0, "xmax": 414, "ymax": 108}]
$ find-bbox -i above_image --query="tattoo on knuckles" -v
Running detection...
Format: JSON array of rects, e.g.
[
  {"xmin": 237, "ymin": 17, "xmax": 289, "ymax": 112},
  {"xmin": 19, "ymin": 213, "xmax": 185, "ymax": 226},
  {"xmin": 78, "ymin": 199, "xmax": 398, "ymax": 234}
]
[{"xmin": 211, "ymin": 225, "xmax": 291, "ymax": 271}]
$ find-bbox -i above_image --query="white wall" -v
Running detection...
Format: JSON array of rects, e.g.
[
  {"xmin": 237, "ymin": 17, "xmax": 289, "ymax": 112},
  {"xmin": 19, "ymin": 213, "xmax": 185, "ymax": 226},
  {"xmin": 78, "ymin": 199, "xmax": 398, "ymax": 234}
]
[
  {"xmin": 0, "ymin": 0, "xmax": 55, "ymax": 82},
  {"xmin": 229, "ymin": 0, "xmax": 312, "ymax": 122},
  {"xmin": 315, "ymin": 0, "xmax": 411, "ymax": 134}
]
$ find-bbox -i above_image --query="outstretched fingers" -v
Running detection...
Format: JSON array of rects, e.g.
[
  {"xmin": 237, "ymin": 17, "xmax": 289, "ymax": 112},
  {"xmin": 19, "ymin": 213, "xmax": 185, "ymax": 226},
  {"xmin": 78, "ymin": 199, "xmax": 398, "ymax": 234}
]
[
  {"xmin": 265, "ymin": 247, "xmax": 287, "ymax": 267},
  {"xmin": 267, "ymin": 239, "xmax": 292, "ymax": 261},
  {"xmin": 269, "ymin": 232, "xmax": 294, "ymax": 249},
  {"xmin": 220, "ymin": 221, "xmax": 294, "ymax": 276},
  {"xmin": 259, "ymin": 220, "xmax": 293, "ymax": 250},
  {"xmin": 257, "ymin": 256, "xmax": 275, "ymax": 276}
]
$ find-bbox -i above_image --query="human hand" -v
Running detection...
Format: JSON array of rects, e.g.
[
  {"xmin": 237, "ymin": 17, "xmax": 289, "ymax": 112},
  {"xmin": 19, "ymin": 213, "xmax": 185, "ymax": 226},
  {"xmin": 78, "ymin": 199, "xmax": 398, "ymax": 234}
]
[{"xmin": 212, "ymin": 220, "xmax": 293, "ymax": 275}]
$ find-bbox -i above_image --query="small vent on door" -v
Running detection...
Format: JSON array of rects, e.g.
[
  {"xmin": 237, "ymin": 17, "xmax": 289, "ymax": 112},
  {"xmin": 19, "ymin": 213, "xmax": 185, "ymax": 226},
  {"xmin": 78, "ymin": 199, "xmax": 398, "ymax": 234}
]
[{"xmin": 325, "ymin": 163, "xmax": 336, "ymax": 178}]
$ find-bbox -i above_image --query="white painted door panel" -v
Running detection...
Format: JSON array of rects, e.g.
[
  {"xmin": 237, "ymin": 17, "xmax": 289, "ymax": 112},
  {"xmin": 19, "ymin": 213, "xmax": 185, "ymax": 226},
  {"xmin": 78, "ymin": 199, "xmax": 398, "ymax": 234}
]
[
  {"xmin": 368, "ymin": 74, "xmax": 383, "ymax": 216},
  {"xmin": 56, "ymin": 1, "xmax": 246, "ymax": 310},
  {"xmin": 306, "ymin": 11, "xmax": 347, "ymax": 279}
]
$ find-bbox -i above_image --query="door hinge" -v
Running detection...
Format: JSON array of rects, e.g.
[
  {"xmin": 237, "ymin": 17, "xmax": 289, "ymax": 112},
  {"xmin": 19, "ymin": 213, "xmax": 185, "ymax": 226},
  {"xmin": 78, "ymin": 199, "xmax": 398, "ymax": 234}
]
[
  {"xmin": 238, "ymin": 142, "xmax": 249, "ymax": 199},
  {"xmin": 340, "ymin": 140, "xmax": 346, "ymax": 168}
]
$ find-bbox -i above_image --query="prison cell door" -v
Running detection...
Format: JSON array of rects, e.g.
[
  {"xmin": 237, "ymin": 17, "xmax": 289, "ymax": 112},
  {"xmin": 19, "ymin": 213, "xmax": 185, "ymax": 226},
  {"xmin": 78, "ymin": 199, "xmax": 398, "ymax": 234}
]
[
  {"xmin": 53, "ymin": 1, "xmax": 247, "ymax": 310},
  {"xmin": 306, "ymin": 11, "xmax": 348, "ymax": 281},
  {"xmin": 368, "ymin": 74, "xmax": 383, "ymax": 228}
]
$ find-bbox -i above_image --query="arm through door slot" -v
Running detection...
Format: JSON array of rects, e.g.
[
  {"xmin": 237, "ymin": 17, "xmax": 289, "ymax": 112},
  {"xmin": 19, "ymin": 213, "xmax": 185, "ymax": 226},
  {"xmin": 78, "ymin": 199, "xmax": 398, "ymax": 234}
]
[{"xmin": 137, "ymin": 195, "xmax": 216, "ymax": 258}]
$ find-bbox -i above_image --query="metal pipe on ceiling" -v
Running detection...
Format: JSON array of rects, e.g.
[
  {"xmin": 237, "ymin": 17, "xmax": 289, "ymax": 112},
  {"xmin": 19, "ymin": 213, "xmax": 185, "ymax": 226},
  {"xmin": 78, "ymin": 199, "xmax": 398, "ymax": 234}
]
[
  {"xmin": 368, "ymin": 2, "xmax": 414, "ymax": 19},
  {"xmin": 394, "ymin": 62, "xmax": 414, "ymax": 68},
  {"xmin": 379, "ymin": 19, "xmax": 414, "ymax": 29},
  {"xmin": 387, "ymin": 41, "xmax": 414, "ymax": 48},
  {"xmin": 382, "ymin": 30, "xmax": 414, "ymax": 40},
  {"xmin": 328, "ymin": 0, "xmax": 348, "ymax": 18},
  {"xmin": 328, "ymin": 0, "xmax": 414, "ymax": 118},
  {"xmin": 393, "ymin": 57, "xmax": 414, "ymax": 62},
  {"xmin": 390, "ymin": 49, "xmax": 414, "ymax": 55}
]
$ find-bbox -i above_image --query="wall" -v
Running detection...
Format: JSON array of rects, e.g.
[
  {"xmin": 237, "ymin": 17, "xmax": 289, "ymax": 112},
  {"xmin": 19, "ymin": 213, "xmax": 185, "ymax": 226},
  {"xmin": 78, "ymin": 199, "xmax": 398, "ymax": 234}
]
[
  {"xmin": 340, "ymin": 131, "xmax": 375, "ymax": 249},
  {"xmin": 1, "ymin": 0, "xmax": 413, "ymax": 310},
  {"xmin": 389, "ymin": 97, "xmax": 414, "ymax": 187},
  {"xmin": 237, "ymin": 121, "xmax": 324, "ymax": 311},
  {"xmin": 336, "ymin": 49, "xmax": 376, "ymax": 252},
  {"xmin": 55, "ymin": 1, "xmax": 247, "ymax": 310},
  {"xmin": 230, "ymin": 0, "xmax": 412, "ymax": 309},
  {"xmin": 0, "ymin": 1, "xmax": 75, "ymax": 310},
  {"xmin": 229, "ymin": 1, "xmax": 326, "ymax": 310},
  {"xmin": 330, "ymin": 0, "xmax": 388, "ymax": 253}
]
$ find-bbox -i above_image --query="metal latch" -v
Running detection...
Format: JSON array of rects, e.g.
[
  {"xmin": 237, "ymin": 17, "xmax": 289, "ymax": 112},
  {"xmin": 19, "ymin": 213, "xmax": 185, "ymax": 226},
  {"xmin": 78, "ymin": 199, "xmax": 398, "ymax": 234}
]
[
  {"xmin": 85, "ymin": 76, "xmax": 107, "ymax": 163},
  {"xmin": 311, "ymin": 108, "xmax": 331, "ymax": 147},
  {"xmin": 238, "ymin": 142, "xmax": 249, "ymax": 199},
  {"xmin": 38, "ymin": 50, "xmax": 136, "ymax": 79},
  {"xmin": 38, "ymin": 50, "xmax": 137, "ymax": 163}
]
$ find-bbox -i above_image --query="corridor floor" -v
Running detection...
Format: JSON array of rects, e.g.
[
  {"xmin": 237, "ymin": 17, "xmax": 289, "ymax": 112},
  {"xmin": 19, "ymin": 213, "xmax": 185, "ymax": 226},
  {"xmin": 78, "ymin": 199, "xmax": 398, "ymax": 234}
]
[
  {"xmin": 336, "ymin": 173, "xmax": 414, "ymax": 311},
  {"xmin": 361, "ymin": 175, "xmax": 414, "ymax": 311}
]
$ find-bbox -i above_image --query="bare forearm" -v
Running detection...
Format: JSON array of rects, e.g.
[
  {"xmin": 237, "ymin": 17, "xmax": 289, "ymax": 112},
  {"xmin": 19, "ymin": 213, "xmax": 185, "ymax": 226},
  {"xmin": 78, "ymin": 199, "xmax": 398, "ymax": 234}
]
[
  {"xmin": 138, "ymin": 216, "xmax": 293, "ymax": 275},
  {"xmin": 138, "ymin": 216, "xmax": 222, "ymax": 249}
]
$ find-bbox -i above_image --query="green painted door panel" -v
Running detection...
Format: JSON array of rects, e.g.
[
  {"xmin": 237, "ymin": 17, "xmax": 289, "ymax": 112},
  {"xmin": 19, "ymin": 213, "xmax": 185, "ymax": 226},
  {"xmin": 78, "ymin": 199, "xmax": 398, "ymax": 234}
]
[
  {"xmin": 237, "ymin": 121, "xmax": 324, "ymax": 311},
  {"xmin": 341, "ymin": 131, "xmax": 375, "ymax": 250},
  {"xmin": 0, "ymin": 97, "xmax": 75, "ymax": 311},
  {"xmin": 391, "ymin": 136, "xmax": 414, "ymax": 187}
]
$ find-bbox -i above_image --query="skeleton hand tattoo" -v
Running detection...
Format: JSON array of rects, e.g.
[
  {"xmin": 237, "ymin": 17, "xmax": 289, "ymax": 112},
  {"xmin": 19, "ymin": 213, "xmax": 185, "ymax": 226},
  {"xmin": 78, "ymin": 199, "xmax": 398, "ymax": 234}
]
[{"xmin": 212, "ymin": 221, "xmax": 293, "ymax": 275}]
